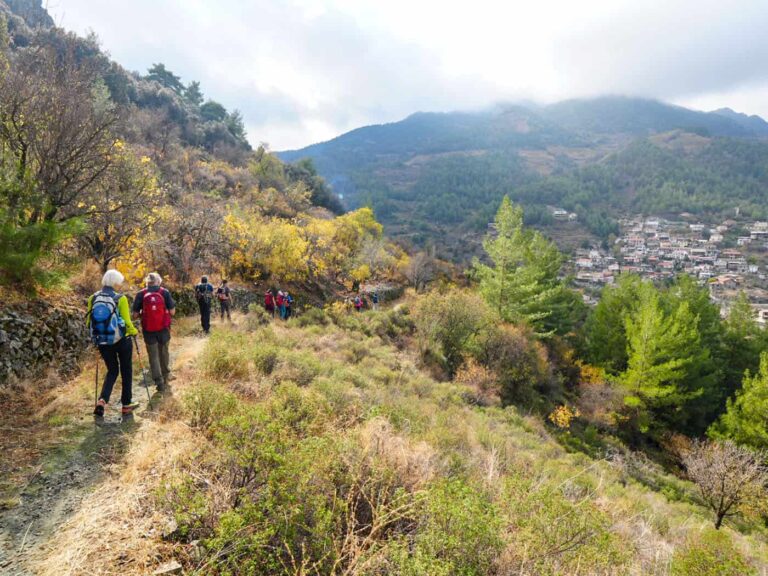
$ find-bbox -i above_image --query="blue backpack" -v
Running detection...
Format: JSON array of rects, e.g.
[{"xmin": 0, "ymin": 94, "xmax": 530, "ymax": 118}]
[{"xmin": 89, "ymin": 291, "xmax": 125, "ymax": 346}]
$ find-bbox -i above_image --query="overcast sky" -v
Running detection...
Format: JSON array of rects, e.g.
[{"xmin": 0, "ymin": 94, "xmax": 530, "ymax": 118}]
[{"xmin": 51, "ymin": 0, "xmax": 768, "ymax": 150}]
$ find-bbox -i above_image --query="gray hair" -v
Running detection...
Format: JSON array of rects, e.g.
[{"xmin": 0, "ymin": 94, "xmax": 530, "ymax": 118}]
[
  {"xmin": 145, "ymin": 272, "xmax": 163, "ymax": 286},
  {"xmin": 101, "ymin": 269, "xmax": 125, "ymax": 288}
]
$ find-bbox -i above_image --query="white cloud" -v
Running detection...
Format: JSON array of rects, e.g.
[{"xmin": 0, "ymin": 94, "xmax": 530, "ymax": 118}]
[{"xmin": 52, "ymin": 0, "xmax": 768, "ymax": 149}]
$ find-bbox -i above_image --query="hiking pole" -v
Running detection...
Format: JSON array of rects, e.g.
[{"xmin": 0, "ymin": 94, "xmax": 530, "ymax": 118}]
[
  {"xmin": 94, "ymin": 356, "xmax": 99, "ymax": 410},
  {"xmin": 133, "ymin": 336, "xmax": 153, "ymax": 410}
]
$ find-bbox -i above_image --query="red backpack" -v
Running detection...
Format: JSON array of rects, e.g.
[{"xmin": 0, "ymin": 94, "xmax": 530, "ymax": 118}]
[
  {"xmin": 265, "ymin": 292, "xmax": 274, "ymax": 306},
  {"xmin": 140, "ymin": 288, "xmax": 171, "ymax": 332}
]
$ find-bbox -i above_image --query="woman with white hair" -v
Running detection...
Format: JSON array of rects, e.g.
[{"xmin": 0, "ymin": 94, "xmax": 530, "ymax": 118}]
[{"xmin": 86, "ymin": 269, "xmax": 139, "ymax": 416}]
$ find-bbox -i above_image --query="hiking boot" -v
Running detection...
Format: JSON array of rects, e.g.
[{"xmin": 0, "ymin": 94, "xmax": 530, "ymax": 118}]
[
  {"xmin": 121, "ymin": 401, "xmax": 140, "ymax": 414},
  {"xmin": 93, "ymin": 399, "xmax": 106, "ymax": 417},
  {"xmin": 166, "ymin": 373, "xmax": 177, "ymax": 382},
  {"xmin": 156, "ymin": 382, "xmax": 166, "ymax": 393}
]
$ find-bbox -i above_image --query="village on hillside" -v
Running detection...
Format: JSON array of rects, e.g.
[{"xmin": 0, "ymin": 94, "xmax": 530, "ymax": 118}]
[{"xmin": 566, "ymin": 213, "xmax": 768, "ymax": 322}]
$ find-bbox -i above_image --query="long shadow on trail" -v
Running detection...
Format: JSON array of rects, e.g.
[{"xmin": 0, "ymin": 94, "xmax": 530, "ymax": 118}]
[{"xmin": 0, "ymin": 391, "xmax": 164, "ymax": 575}]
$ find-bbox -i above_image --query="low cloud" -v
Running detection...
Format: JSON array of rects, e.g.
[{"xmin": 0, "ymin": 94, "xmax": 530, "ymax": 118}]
[{"xmin": 55, "ymin": 0, "xmax": 768, "ymax": 149}]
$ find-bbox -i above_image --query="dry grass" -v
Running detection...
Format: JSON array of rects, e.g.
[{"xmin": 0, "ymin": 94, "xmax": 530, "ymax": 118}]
[{"xmin": 33, "ymin": 421, "xmax": 197, "ymax": 576}]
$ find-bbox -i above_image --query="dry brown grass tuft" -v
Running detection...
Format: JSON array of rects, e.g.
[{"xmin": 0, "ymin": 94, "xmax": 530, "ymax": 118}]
[
  {"xmin": 33, "ymin": 421, "xmax": 197, "ymax": 576},
  {"xmin": 358, "ymin": 417, "xmax": 440, "ymax": 491}
]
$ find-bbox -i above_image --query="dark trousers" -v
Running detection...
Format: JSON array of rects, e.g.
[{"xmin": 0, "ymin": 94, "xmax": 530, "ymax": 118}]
[
  {"xmin": 199, "ymin": 300, "xmax": 211, "ymax": 332},
  {"xmin": 98, "ymin": 337, "xmax": 133, "ymax": 405},
  {"xmin": 144, "ymin": 329, "xmax": 171, "ymax": 386},
  {"xmin": 220, "ymin": 300, "xmax": 231, "ymax": 321}
]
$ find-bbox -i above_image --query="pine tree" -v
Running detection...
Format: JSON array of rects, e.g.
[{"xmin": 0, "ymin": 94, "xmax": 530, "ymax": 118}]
[
  {"xmin": 722, "ymin": 291, "xmax": 768, "ymax": 400},
  {"xmin": 474, "ymin": 197, "xmax": 578, "ymax": 336},
  {"xmin": 584, "ymin": 274, "xmax": 644, "ymax": 373},
  {"xmin": 622, "ymin": 284, "xmax": 706, "ymax": 435},
  {"xmin": 710, "ymin": 352, "xmax": 768, "ymax": 450}
]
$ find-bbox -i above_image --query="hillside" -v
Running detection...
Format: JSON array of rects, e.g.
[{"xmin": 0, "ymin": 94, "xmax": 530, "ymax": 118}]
[
  {"xmin": 3, "ymin": 308, "xmax": 768, "ymax": 575},
  {"xmin": 280, "ymin": 97, "xmax": 768, "ymax": 260}
]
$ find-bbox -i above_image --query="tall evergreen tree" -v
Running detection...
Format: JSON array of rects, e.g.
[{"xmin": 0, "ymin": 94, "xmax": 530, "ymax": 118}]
[
  {"xmin": 474, "ymin": 197, "xmax": 579, "ymax": 336},
  {"xmin": 584, "ymin": 274, "xmax": 644, "ymax": 373},
  {"xmin": 722, "ymin": 291, "xmax": 768, "ymax": 400},
  {"xmin": 710, "ymin": 352, "xmax": 768, "ymax": 450},
  {"xmin": 622, "ymin": 284, "xmax": 707, "ymax": 436}
]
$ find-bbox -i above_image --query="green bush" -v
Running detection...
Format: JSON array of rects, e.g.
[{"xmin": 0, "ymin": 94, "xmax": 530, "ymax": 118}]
[
  {"xmin": 182, "ymin": 383, "xmax": 238, "ymax": 433},
  {"xmin": 671, "ymin": 529, "xmax": 755, "ymax": 576},
  {"xmin": 408, "ymin": 478, "xmax": 503, "ymax": 575},
  {"xmin": 502, "ymin": 475, "xmax": 630, "ymax": 574},
  {"xmin": 274, "ymin": 351, "xmax": 322, "ymax": 386},
  {"xmin": 475, "ymin": 323, "xmax": 555, "ymax": 407},
  {"xmin": 246, "ymin": 304, "xmax": 272, "ymax": 329},
  {"xmin": 414, "ymin": 289, "xmax": 489, "ymax": 378},
  {"xmin": 252, "ymin": 344, "xmax": 279, "ymax": 375},
  {"xmin": 199, "ymin": 331, "xmax": 252, "ymax": 380},
  {"xmin": 292, "ymin": 306, "xmax": 328, "ymax": 327}
]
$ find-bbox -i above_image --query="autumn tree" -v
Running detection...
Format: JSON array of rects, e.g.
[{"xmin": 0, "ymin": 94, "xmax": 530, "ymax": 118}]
[
  {"xmin": 683, "ymin": 440, "xmax": 768, "ymax": 529},
  {"xmin": 0, "ymin": 36, "xmax": 119, "ymax": 225},
  {"xmin": 79, "ymin": 143, "xmax": 162, "ymax": 271},
  {"xmin": 403, "ymin": 251, "xmax": 435, "ymax": 292}
]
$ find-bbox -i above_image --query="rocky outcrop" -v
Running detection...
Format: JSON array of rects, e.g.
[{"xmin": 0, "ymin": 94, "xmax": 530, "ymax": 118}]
[{"xmin": 0, "ymin": 301, "xmax": 88, "ymax": 385}]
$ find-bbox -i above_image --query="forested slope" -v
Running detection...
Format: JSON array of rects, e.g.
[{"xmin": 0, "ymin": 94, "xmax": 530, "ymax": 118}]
[{"xmin": 281, "ymin": 97, "xmax": 768, "ymax": 259}]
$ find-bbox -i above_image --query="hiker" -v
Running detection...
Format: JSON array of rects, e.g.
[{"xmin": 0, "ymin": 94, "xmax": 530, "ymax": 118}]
[
  {"xmin": 276, "ymin": 290, "xmax": 286, "ymax": 320},
  {"xmin": 132, "ymin": 273, "xmax": 176, "ymax": 392},
  {"xmin": 264, "ymin": 289, "xmax": 276, "ymax": 317},
  {"xmin": 354, "ymin": 295, "xmax": 363, "ymax": 312},
  {"xmin": 372, "ymin": 290, "xmax": 380, "ymax": 310},
  {"xmin": 217, "ymin": 279, "xmax": 232, "ymax": 322},
  {"xmin": 194, "ymin": 275, "xmax": 214, "ymax": 334},
  {"xmin": 87, "ymin": 270, "xmax": 139, "ymax": 416},
  {"xmin": 284, "ymin": 291, "xmax": 294, "ymax": 319}
]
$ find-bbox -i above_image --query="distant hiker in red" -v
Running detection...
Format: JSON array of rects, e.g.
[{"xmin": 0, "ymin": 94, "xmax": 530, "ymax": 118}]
[
  {"xmin": 354, "ymin": 295, "xmax": 363, "ymax": 312},
  {"xmin": 216, "ymin": 279, "xmax": 232, "ymax": 322},
  {"xmin": 132, "ymin": 272, "xmax": 176, "ymax": 392},
  {"xmin": 264, "ymin": 290, "xmax": 276, "ymax": 317}
]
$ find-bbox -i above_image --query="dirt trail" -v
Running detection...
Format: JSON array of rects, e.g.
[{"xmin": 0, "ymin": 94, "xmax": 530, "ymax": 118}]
[{"xmin": 0, "ymin": 327, "xmax": 207, "ymax": 575}]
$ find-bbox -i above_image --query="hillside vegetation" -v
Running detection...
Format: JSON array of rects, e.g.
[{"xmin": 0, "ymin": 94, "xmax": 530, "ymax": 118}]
[{"xmin": 23, "ymin": 306, "xmax": 768, "ymax": 576}]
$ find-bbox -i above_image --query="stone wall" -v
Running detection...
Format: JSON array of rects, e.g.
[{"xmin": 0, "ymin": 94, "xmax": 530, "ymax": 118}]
[{"xmin": 0, "ymin": 300, "xmax": 89, "ymax": 385}]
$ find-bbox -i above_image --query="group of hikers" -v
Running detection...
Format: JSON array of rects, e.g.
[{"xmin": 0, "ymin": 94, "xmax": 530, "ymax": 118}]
[
  {"xmin": 86, "ymin": 270, "xmax": 176, "ymax": 417},
  {"xmin": 349, "ymin": 291, "xmax": 379, "ymax": 312},
  {"xmin": 87, "ymin": 272, "xmax": 233, "ymax": 417},
  {"xmin": 263, "ymin": 289, "xmax": 294, "ymax": 319},
  {"xmin": 86, "ymin": 270, "xmax": 383, "ymax": 417}
]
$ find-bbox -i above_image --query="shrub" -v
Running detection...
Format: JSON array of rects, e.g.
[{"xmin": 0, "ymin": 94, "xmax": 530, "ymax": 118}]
[
  {"xmin": 475, "ymin": 323, "xmax": 554, "ymax": 407},
  {"xmin": 409, "ymin": 478, "xmax": 503, "ymax": 575},
  {"xmin": 183, "ymin": 383, "xmax": 238, "ymax": 433},
  {"xmin": 273, "ymin": 351, "xmax": 322, "ymax": 387},
  {"xmin": 292, "ymin": 306, "xmax": 328, "ymax": 327},
  {"xmin": 245, "ymin": 304, "xmax": 272, "ymax": 329},
  {"xmin": 455, "ymin": 359, "xmax": 500, "ymax": 407},
  {"xmin": 252, "ymin": 344, "xmax": 279, "ymax": 375},
  {"xmin": 501, "ymin": 475, "xmax": 629, "ymax": 574},
  {"xmin": 414, "ymin": 289, "xmax": 489, "ymax": 378},
  {"xmin": 671, "ymin": 529, "xmax": 755, "ymax": 576},
  {"xmin": 199, "ymin": 332, "xmax": 252, "ymax": 380}
]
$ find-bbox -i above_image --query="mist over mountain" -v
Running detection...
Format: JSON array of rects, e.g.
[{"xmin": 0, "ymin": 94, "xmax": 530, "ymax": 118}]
[{"xmin": 280, "ymin": 96, "xmax": 768, "ymax": 259}]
